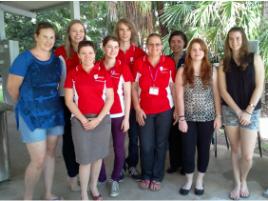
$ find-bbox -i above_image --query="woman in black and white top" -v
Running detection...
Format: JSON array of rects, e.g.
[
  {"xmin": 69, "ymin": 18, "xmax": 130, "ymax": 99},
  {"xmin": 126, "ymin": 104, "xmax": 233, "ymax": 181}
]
[{"xmin": 175, "ymin": 38, "xmax": 221, "ymax": 196}]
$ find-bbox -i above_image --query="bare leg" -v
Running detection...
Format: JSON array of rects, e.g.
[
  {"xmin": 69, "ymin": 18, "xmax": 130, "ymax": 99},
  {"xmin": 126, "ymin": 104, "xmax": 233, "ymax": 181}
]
[
  {"xmin": 44, "ymin": 136, "xmax": 59, "ymax": 199},
  {"xmin": 79, "ymin": 163, "xmax": 91, "ymax": 200},
  {"xmin": 89, "ymin": 159, "xmax": 102, "ymax": 197},
  {"xmin": 24, "ymin": 141, "xmax": 46, "ymax": 200},
  {"xmin": 225, "ymin": 126, "xmax": 241, "ymax": 200},
  {"xmin": 240, "ymin": 128, "xmax": 257, "ymax": 197}
]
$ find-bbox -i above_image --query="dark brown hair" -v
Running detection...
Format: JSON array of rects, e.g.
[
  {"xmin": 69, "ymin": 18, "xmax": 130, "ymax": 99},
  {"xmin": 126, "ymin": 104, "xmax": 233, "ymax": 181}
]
[
  {"xmin": 183, "ymin": 38, "xmax": 212, "ymax": 87},
  {"xmin": 223, "ymin": 27, "xmax": 249, "ymax": 72},
  {"xmin": 65, "ymin": 20, "xmax": 87, "ymax": 58},
  {"xmin": 35, "ymin": 22, "xmax": 55, "ymax": 36},
  {"xmin": 115, "ymin": 18, "xmax": 137, "ymax": 43},
  {"xmin": 102, "ymin": 35, "xmax": 119, "ymax": 47},
  {"xmin": 78, "ymin": 40, "xmax": 96, "ymax": 53},
  {"xmin": 146, "ymin": 33, "xmax": 162, "ymax": 45},
  {"xmin": 168, "ymin": 30, "xmax": 188, "ymax": 48}
]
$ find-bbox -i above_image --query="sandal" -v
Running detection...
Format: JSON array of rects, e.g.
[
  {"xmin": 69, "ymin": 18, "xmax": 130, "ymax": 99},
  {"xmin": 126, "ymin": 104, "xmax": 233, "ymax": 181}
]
[
  {"xmin": 149, "ymin": 180, "xmax": 161, "ymax": 191},
  {"xmin": 139, "ymin": 179, "xmax": 150, "ymax": 190},
  {"xmin": 91, "ymin": 193, "xmax": 103, "ymax": 201}
]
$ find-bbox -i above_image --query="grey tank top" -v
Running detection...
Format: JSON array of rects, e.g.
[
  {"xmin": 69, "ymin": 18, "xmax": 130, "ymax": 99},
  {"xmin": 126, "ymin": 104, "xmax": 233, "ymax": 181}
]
[{"xmin": 184, "ymin": 76, "xmax": 215, "ymax": 121}]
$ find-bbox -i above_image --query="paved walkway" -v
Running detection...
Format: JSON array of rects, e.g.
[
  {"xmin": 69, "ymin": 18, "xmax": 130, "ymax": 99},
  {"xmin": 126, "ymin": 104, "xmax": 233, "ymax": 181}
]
[{"xmin": 0, "ymin": 111, "xmax": 268, "ymax": 200}]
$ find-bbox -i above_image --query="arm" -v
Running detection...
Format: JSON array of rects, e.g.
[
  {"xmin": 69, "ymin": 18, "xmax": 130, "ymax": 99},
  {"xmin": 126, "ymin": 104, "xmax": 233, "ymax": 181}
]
[
  {"xmin": 245, "ymin": 54, "xmax": 265, "ymax": 113},
  {"xmin": 7, "ymin": 74, "xmax": 24, "ymax": 102},
  {"xmin": 132, "ymin": 81, "xmax": 146, "ymax": 126},
  {"xmin": 87, "ymin": 88, "xmax": 114, "ymax": 130},
  {"xmin": 212, "ymin": 68, "xmax": 222, "ymax": 130},
  {"xmin": 218, "ymin": 62, "xmax": 242, "ymax": 117},
  {"xmin": 64, "ymin": 88, "xmax": 89, "ymax": 129},
  {"xmin": 94, "ymin": 88, "xmax": 114, "ymax": 122},
  {"xmin": 175, "ymin": 67, "xmax": 188, "ymax": 133},
  {"xmin": 239, "ymin": 54, "xmax": 265, "ymax": 126},
  {"xmin": 121, "ymin": 81, "xmax": 131, "ymax": 132}
]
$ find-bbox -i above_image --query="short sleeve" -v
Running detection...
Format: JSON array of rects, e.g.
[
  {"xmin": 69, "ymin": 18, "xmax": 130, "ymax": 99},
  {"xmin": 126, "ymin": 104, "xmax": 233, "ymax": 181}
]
[
  {"xmin": 169, "ymin": 58, "xmax": 176, "ymax": 82},
  {"xmin": 105, "ymin": 73, "xmax": 113, "ymax": 88},
  {"xmin": 64, "ymin": 68, "xmax": 75, "ymax": 88},
  {"xmin": 9, "ymin": 51, "xmax": 32, "ymax": 77},
  {"xmin": 132, "ymin": 58, "xmax": 142, "ymax": 82},
  {"xmin": 135, "ymin": 47, "xmax": 146, "ymax": 59},
  {"xmin": 122, "ymin": 64, "xmax": 133, "ymax": 82}
]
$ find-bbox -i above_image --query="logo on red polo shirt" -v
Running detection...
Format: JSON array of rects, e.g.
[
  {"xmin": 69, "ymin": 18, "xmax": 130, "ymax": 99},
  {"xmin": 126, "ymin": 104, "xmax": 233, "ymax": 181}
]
[{"xmin": 94, "ymin": 74, "xmax": 105, "ymax": 82}]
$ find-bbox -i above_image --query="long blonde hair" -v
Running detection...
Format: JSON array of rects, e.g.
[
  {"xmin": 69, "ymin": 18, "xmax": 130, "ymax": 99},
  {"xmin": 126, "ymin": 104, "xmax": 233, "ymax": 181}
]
[{"xmin": 64, "ymin": 20, "xmax": 86, "ymax": 58}]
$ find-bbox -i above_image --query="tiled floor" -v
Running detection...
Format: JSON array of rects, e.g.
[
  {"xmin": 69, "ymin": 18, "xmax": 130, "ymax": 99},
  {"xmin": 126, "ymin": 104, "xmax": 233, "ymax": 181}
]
[{"xmin": 1, "ymin": 111, "xmax": 268, "ymax": 200}]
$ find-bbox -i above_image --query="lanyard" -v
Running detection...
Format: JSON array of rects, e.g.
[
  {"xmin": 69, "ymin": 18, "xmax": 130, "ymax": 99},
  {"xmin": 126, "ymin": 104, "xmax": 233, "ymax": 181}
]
[{"xmin": 148, "ymin": 65, "xmax": 159, "ymax": 86}]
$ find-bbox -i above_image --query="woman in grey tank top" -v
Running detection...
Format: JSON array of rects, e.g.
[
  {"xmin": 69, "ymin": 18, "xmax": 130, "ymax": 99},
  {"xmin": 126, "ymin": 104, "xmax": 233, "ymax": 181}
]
[{"xmin": 175, "ymin": 38, "xmax": 222, "ymax": 196}]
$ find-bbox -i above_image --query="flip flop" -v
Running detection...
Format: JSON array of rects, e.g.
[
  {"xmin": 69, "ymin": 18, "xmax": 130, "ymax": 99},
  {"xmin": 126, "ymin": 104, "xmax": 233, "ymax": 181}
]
[
  {"xmin": 91, "ymin": 193, "xmax": 103, "ymax": 201},
  {"xmin": 139, "ymin": 179, "xmax": 150, "ymax": 190},
  {"xmin": 149, "ymin": 180, "xmax": 161, "ymax": 191}
]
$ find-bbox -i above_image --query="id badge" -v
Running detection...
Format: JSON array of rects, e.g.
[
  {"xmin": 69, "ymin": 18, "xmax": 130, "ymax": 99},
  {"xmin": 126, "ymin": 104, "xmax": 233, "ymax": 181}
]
[{"xmin": 149, "ymin": 87, "xmax": 159, "ymax": 95}]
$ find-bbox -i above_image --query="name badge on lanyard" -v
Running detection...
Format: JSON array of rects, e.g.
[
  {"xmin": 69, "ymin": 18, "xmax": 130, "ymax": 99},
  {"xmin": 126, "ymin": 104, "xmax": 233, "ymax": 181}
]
[
  {"xmin": 149, "ymin": 87, "xmax": 159, "ymax": 95},
  {"xmin": 148, "ymin": 65, "xmax": 159, "ymax": 96}
]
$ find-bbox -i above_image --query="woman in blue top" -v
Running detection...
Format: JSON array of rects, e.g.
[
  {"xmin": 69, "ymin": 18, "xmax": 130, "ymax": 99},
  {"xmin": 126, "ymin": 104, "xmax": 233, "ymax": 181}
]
[{"xmin": 7, "ymin": 22, "xmax": 64, "ymax": 200}]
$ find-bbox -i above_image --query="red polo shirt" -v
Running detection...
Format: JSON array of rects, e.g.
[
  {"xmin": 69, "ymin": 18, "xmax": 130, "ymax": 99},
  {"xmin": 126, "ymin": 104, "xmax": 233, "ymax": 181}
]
[
  {"xmin": 133, "ymin": 55, "xmax": 176, "ymax": 114},
  {"xmin": 97, "ymin": 59, "xmax": 133, "ymax": 117},
  {"xmin": 55, "ymin": 45, "xmax": 80, "ymax": 73},
  {"xmin": 117, "ymin": 44, "xmax": 145, "ymax": 73},
  {"xmin": 64, "ymin": 64, "xmax": 113, "ymax": 115}
]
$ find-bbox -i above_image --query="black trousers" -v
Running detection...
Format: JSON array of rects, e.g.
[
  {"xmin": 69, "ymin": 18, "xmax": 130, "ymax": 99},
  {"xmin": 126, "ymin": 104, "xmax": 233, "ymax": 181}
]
[
  {"xmin": 125, "ymin": 109, "xmax": 140, "ymax": 167},
  {"xmin": 61, "ymin": 97, "xmax": 79, "ymax": 177},
  {"xmin": 181, "ymin": 120, "xmax": 214, "ymax": 174},
  {"xmin": 168, "ymin": 121, "xmax": 183, "ymax": 169}
]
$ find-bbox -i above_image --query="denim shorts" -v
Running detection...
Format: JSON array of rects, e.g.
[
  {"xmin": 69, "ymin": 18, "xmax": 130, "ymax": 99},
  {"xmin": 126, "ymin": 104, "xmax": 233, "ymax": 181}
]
[
  {"xmin": 222, "ymin": 105, "xmax": 260, "ymax": 131},
  {"xmin": 18, "ymin": 115, "xmax": 64, "ymax": 144}
]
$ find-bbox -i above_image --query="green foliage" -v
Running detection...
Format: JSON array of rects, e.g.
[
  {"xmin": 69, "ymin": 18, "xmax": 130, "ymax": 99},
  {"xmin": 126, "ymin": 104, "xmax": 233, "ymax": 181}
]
[
  {"xmin": 160, "ymin": 1, "xmax": 268, "ymax": 79},
  {"xmin": 4, "ymin": 2, "xmax": 111, "ymax": 60}
]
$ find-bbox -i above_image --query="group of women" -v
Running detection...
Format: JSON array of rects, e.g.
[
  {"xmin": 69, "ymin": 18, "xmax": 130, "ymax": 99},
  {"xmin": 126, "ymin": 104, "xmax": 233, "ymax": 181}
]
[{"xmin": 7, "ymin": 18, "xmax": 264, "ymax": 201}]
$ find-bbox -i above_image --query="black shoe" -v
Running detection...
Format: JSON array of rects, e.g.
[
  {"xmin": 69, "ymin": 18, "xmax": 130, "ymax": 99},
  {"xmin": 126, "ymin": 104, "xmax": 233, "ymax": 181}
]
[
  {"xmin": 194, "ymin": 188, "xmax": 204, "ymax": 196},
  {"xmin": 166, "ymin": 167, "xmax": 178, "ymax": 174},
  {"xmin": 179, "ymin": 187, "xmax": 190, "ymax": 195}
]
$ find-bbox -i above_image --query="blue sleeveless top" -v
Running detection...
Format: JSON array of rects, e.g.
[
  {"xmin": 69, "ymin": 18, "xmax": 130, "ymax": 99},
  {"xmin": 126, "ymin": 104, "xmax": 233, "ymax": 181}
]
[{"xmin": 9, "ymin": 50, "xmax": 65, "ymax": 131}]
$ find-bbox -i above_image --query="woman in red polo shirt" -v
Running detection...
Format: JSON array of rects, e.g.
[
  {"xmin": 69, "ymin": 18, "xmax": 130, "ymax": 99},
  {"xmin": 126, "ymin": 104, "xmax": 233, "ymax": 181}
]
[
  {"xmin": 65, "ymin": 41, "xmax": 114, "ymax": 201},
  {"xmin": 98, "ymin": 36, "xmax": 132, "ymax": 197},
  {"xmin": 132, "ymin": 33, "xmax": 176, "ymax": 191},
  {"xmin": 115, "ymin": 18, "xmax": 145, "ymax": 179},
  {"xmin": 54, "ymin": 19, "xmax": 86, "ymax": 191}
]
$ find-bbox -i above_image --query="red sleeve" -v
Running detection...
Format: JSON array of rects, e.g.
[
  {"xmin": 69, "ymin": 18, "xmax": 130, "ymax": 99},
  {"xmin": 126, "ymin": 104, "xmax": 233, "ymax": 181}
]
[
  {"xmin": 132, "ymin": 58, "xmax": 142, "ymax": 81},
  {"xmin": 135, "ymin": 47, "xmax": 146, "ymax": 59},
  {"xmin": 54, "ymin": 46, "xmax": 66, "ymax": 57},
  {"xmin": 105, "ymin": 73, "xmax": 113, "ymax": 89},
  {"xmin": 122, "ymin": 64, "xmax": 133, "ymax": 82},
  {"xmin": 64, "ymin": 68, "xmax": 75, "ymax": 88},
  {"xmin": 168, "ymin": 57, "xmax": 176, "ymax": 82}
]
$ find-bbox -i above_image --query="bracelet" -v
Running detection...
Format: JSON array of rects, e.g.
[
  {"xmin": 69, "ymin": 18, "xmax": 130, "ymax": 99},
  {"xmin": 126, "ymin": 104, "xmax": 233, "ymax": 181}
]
[
  {"xmin": 216, "ymin": 114, "xmax": 222, "ymax": 118},
  {"xmin": 244, "ymin": 110, "xmax": 252, "ymax": 115},
  {"xmin": 179, "ymin": 119, "xmax": 186, "ymax": 122},
  {"xmin": 248, "ymin": 103, "xmax": 256, "ymax": 108},
  {"xmin": 178, "ymin": 115, "xmax": 185, "ymax": 118}
]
